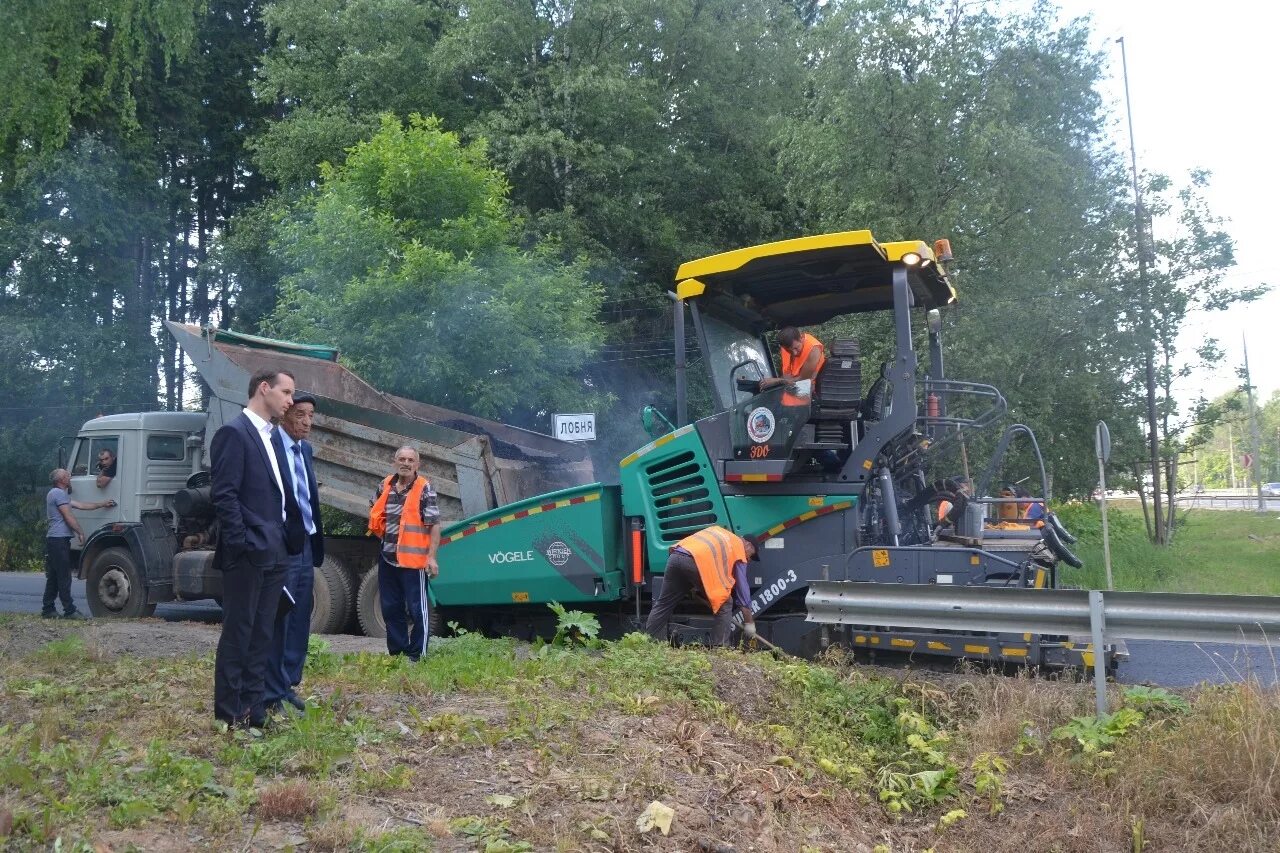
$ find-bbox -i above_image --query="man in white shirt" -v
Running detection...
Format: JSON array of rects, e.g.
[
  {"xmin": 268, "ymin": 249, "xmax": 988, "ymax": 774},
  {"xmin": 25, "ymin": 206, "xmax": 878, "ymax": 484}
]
[{"xmin": 209, "ymin": 368, "xmax": 297, "ymax": 730}]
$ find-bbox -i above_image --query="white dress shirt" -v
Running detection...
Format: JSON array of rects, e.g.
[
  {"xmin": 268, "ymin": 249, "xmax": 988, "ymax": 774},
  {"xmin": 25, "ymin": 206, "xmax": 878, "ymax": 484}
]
[{"xmin": 243, "ymin": 407, "xmax": 287, "ymax": 521}]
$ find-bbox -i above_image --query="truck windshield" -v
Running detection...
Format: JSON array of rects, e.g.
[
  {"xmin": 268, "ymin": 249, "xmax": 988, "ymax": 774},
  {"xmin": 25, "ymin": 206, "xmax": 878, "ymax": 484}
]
[{"xmin": 700, "ymin": 313, "xmax": 772, "ymax": 411}]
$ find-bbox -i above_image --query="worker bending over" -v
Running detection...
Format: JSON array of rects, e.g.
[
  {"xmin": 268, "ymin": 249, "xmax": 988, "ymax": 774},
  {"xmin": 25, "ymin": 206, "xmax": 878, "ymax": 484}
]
[{"xmin": 645, "ymin": 525, "xmax": 759, "ymax": 646}]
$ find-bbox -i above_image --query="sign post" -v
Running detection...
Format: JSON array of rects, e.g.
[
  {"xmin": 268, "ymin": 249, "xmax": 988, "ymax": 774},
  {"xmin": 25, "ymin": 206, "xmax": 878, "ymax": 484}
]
[
  {"xmin": 1095, "ymin": 421, "xmax": 1114, "ymax": 591},
  {"xmin": 553, "ymin": 413, "xmax": 597, "ymax": 443}
]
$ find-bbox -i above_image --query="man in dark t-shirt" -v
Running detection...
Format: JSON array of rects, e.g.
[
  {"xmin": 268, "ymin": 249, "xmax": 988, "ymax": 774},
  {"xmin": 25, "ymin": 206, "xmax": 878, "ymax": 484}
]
[{"xmin": 96, "ymin": 449, "xmax": 117, "ymax": 489}]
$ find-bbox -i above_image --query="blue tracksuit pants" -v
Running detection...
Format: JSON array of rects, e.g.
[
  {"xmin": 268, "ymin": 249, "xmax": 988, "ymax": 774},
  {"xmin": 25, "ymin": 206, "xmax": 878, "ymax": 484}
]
[{"xmin": 378, "ymin": 553, "xmax": 430, "ymax": 660}]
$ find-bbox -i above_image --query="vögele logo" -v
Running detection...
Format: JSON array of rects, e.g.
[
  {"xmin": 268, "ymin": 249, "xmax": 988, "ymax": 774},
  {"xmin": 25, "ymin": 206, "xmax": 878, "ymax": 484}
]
[{"xmin": 489, "ymin": 550, "xmax": 535, "ymax": 564}]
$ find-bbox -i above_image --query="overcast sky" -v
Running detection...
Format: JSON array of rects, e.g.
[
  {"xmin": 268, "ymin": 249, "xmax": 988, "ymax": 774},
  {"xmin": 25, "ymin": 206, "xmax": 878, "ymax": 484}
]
[{"xmin": 1050, "ymin": 0, "xmax": 1278, "ymax": 406}]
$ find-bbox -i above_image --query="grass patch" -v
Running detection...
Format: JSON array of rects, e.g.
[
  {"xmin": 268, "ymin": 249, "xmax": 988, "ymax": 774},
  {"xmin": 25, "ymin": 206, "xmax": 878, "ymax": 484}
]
[
  {"xmin": 2, "ymin": 616, "xmax": 1280, "ymax": 849},
  {"xmin": 1056, "ymin": 502, "xmax": 1280, "ymax": 593},
  {"xmin": 33, "ymin": 634, "xmax": 88, "ymax": 664},
  {"xmin": 322, "ymin": 632, "xmax": 520, "ymax": 696}
]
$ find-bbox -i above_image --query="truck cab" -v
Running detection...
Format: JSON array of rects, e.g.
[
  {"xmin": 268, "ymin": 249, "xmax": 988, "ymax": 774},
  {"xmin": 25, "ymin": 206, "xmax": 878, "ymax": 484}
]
[
  {"xmin": 71, "ymin": 412, "xmax": 206, "ymax": 616},
  {"xmin": 69, "ymin": 413, "xmax": 205, "ymax": 543}
]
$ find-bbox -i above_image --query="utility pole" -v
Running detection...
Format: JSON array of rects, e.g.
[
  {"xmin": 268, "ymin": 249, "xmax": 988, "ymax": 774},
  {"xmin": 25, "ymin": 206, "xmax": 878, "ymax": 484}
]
[
  {"xmin": 1229, "ymin": 423, "xmax": 1236, "ymax": 489},
  {"xmin": 1117, "ymin": 36, "xmax": 1163, "ymax": 543},
  {"xmin": 1245, "ymin": 337, "xmax": 1265, "ymax": 511}
]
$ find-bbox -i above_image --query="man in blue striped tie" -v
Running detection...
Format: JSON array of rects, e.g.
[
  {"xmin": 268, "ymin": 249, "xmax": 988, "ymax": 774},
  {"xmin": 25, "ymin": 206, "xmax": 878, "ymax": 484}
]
[{"xmin": 264, "ymin": 392, "xmax": 326, "ymax": 714}]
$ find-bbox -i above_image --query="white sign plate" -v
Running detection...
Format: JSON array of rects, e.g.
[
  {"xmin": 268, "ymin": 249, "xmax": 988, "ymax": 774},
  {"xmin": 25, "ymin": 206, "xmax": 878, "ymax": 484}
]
[{"xmin": 554, "ymin": 413, "xmax": 596, "ymax": 442}]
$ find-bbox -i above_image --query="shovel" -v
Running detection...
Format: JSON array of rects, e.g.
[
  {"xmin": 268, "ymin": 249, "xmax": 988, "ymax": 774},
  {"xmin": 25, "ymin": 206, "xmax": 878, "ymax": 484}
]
[{"xmin": 744, "ymin": 631, "xmax": 792, "ymax": 659}]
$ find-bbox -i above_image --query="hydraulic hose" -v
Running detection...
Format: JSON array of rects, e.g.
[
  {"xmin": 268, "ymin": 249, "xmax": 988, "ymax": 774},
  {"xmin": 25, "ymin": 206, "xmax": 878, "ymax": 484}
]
[{"xmin": 1041, "ymin": 523, "xmax": 1082, "ymax": 568}]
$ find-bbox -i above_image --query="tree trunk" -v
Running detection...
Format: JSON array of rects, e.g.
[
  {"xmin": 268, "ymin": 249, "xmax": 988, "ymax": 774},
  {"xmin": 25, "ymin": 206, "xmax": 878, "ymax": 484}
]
[
  {"xmin": 194, "ymin": 184, "xmax": 210, "ymax": 328},
  {"xmin": 1144, "ymin": 348, "xmax": 1165, "ymax": 544},
  {"xmin": 164, "ymin": 155, "xmax": 181, "ymax": 410},
  {"xmin": 137, "ymin": 235, "xmax": 156, "ymax": 407},
  {"xmin": 1135, "ymin": 462, "xmax": 1153, "ymax": 541}
]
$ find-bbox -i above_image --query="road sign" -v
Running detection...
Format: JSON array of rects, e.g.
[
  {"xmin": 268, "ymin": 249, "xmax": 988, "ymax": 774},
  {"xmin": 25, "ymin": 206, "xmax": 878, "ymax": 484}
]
[
  {"xmin": 1095, "ymin": 421, "xmax": 1113, "ymax": 592},
  {"xmin": 553, "ymin": 413, "xmax": 596, "ymax": 442},
  {"xmin": 1242, "ymin": 452, "xmax": 1254, "ymax": 469},
  {"xmin": 1095, "ymin": 421, "xmax": 1111, "ymax": 463}
]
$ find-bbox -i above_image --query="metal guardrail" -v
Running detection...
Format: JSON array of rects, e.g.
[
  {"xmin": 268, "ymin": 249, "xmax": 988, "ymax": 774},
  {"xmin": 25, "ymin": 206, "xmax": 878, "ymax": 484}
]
[
  {"xmin": 806, "ymin": 582, "xmax": 1280, "ymax": 715},
  {"xmin": 1173, "ymin": 493, "xmax": 1280, "ymax": 508}
]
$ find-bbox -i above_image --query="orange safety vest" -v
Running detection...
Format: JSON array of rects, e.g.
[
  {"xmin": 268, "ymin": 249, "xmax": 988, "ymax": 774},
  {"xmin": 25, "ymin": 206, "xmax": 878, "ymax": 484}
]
[
  {"xmin": 937, "ymin": 500, "xmax": 953, "ymax": 523},
  {"xmin": 778, "ymin": 333, "xmax": 825, "ymax": 406},
  {"xmin": 674, "ymin": 526, "xmax": 746, "ymax": 614},
  {"xmin": 997, "ymin": 490, "xmax": 1018, "ymax": 521},
  {"xmin": 368, "ymin": 474, "xmax": 433, "ymax": 569}
]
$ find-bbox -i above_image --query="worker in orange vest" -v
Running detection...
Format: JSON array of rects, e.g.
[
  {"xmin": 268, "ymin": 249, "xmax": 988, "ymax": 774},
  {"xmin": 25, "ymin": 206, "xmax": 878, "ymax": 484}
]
[
  {"xmin": 760, "ymin": 326, "xmax": 825, "ymax": 405},
  {"xmin": 645, "ymin": 525, "xmax": 759, "ymax": 646},
  {"xmin": 936, "ymin": 477, "xmax": 972, "ymax": 527},
  {"xmin": 368, "ymin": 446, "xmax": 440, "ymax": 661}
]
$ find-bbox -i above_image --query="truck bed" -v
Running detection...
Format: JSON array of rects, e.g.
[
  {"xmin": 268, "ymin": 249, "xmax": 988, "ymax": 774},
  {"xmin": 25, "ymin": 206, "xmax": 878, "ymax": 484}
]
[{"xmin": 168, "ymin": 322, "xmax": 594, "ymax": 525}]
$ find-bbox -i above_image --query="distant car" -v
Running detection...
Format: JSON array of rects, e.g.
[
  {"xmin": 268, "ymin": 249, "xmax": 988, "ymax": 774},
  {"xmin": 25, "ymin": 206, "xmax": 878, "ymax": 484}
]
[
  {"xmin": 1263, "ymin": 483, "xmax": 1280, "ymax": 497},
  {"xmin": 1193, "ymin": 484, "xmax": 1205, "ymax": 494}
]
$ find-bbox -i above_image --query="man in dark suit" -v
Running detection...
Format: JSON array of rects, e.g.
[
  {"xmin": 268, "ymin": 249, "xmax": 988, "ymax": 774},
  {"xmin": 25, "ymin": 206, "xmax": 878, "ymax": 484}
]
[
  {"xmin": 210, "ymin": 368, "xmax": 298, "ymax": 730},
  {"xmin": 263, "ymin": 391, "xmax": 325, "ymax": 714}
]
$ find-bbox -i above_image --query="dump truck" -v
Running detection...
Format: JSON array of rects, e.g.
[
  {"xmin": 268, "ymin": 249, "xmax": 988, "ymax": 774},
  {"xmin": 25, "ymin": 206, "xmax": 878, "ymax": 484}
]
[
  {"xmin": 69, "ymin": 322, "xmax": 594, "ymax": 635},
  {"xmin": 72, "ymin": 229, "xmax": 1109, "ymax": 669}
]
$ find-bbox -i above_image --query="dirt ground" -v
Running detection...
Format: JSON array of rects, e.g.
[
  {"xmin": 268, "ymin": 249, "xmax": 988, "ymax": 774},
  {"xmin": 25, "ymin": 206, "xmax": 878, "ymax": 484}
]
[
  {"xmin": 0, "ymin": 616, "xmax": 386, "ymax": 661},
  {"xmin": 2, "ymin": 617, "xmax": 1274, "ymax": 852}
]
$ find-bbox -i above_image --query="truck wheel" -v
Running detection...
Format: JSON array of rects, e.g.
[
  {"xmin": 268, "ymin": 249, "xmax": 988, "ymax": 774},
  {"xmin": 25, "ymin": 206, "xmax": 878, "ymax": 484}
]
[
  {"xmin": 86, "ymin": 547, "xmax": 156, "ymax": 619},
  {"xmin": 356, "ymin": 569, "xmax": 386, "ymax": 639},
  {"xmin": 311, "ymin": 558, "xmax": 353, "ymax": 635},
  {"xmin": 340, "ymin": 564, "xmax": 364, "ymax": 633},
  {"xmin": 355, "ymin": 568, "xmax": 443, "ymax": 640}
]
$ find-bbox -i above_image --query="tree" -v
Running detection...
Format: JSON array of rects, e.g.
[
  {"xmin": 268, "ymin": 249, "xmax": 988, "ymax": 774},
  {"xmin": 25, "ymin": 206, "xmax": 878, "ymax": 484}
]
[
  {"xmin": 266, "ymin": 114, "xmax": 606, "ymax": 425},
  {"xmin": 251, "ymin": 0, "xmax": 464, "ymax": 188},
  {"xmin": 776, "ymin": 0, "xmax": 1146, "ymax": 497},
  {"xmin": 1135, "ymin": 170, "xmax": 1260, "ymax": 540},
  {"xmin": 0, "ymin": 1, "xmax": 273, "ymax": 563}
]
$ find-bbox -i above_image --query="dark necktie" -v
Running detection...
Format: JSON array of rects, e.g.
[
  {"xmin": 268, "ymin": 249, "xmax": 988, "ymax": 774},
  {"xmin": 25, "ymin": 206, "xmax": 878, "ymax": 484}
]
[{"xmin": 291, "ymin": 445, "xmax": 314, "ymax": 534}]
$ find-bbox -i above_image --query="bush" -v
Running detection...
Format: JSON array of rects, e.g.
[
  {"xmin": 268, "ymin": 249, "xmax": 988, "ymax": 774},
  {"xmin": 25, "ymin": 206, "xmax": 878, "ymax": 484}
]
[
  {"xmin": 0, "ymin": 492, "xmax": 47, "ymax": 571},
  {"xmin": 1054, "ymin": 501, "xmax": 1141, "ymax": 543}
]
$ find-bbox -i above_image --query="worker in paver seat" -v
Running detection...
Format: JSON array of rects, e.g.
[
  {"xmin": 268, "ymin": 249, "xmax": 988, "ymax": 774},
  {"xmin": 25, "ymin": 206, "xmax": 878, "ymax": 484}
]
[
  {"xmin": 645, "ymin": 525, "xmax": 759, "ymax": 647},
  {"xmin": 760, "ymin": 326, "xmax": 825, "ymax": 406}
]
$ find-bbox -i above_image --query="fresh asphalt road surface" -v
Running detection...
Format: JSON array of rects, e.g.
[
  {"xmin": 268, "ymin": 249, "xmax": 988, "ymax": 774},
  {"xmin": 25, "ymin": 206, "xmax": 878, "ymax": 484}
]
[
  {"xmin": 0, "ymin": 571, "xmax": 222, "ymax": 624},
  {"xmin": 1117, "ymin": 639, "xmax": 1280, "ymax": 688}
]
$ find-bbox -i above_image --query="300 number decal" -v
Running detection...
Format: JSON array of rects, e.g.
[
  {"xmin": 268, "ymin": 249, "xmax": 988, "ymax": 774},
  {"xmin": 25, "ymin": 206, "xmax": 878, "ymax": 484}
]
[{"xmin": 749, "ymin": 444, "xmax": 770, "ymax": 459}]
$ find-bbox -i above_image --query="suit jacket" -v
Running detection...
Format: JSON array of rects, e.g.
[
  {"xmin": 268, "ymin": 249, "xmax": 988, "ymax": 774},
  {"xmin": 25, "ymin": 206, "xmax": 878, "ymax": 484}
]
[
  {"xmin": 211, "ymin": 412, "xmax": 297, "ymax": 570},
  {"xmin": 273, "ymin": 430, "xmax": 326, "ymax": 567}
]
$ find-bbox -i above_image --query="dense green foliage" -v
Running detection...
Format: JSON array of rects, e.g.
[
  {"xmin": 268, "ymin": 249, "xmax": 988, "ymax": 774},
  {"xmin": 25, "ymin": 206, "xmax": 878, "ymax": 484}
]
[
  {"xmin": 265, "ymin": 115, "xmax": 606, "ymax": 424},
  {"xmin": 0, "ymin": 0, "xmax": 1257, "ymax": 560}
]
